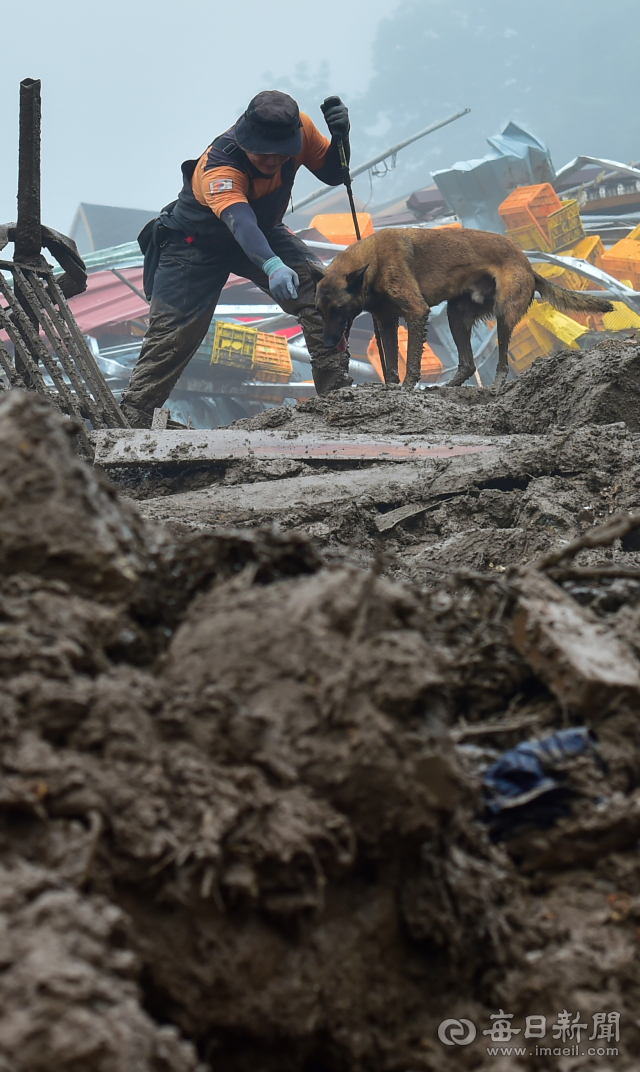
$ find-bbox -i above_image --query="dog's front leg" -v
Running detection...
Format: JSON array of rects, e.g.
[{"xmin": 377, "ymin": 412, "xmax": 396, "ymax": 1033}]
[
  {"xmin": 378, "ymin": 317, "xmax": 400, "ymax": 385},
  {"xmin": 404, "ymin": 314, "xmax": 430, "ymax": 389}
]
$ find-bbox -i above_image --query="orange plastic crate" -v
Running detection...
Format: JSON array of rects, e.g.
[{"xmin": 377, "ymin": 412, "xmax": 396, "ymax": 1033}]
[
  {"xmin": 310, "ymin": 212, "xmax": 374, "ymax": 246},
  {"xmin": 367, "ymin": 326, "xmax": 443, "ymax": 383},
  {"xmin": 499, "ymin": 183, "xmax": 562, "ymax": 236},
  {"xmin": 253, "ymin": 332, "xmax": 293, "ymax": 383},
  {"xmin": 597, "ymin": 238, "xmax": 640, "ymax": 290}
]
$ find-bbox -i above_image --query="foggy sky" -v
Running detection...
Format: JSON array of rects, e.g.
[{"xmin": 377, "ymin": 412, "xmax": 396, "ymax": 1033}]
[
  {"xmin": 0, "ymin": 0, "xmax": 397, "ymax": 231},
  {"xmin": 2, "ymin": 0, "xmax": 639, "ymax": 235}
]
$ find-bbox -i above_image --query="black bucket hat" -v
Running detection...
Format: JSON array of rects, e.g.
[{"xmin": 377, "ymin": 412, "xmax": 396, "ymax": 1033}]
[{"xmin": 235, "ymin": 90, "xmax": 303, "ymax": 156}]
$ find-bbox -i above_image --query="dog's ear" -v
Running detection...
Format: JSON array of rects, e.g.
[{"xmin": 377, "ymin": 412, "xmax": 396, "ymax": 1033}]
[
  {"xmin": 306, "ymin": 260, "xmax": 326, "ymax": 285},
  {"xmin": 345, "ymin": 264, "xmax": 368, "ymax": 293}
]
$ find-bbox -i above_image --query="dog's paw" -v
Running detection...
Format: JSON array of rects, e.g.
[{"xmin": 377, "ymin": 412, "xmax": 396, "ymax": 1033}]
[
  {"xmin": 448, "ymin": 366, "xmax": 475, "ymax": 388},
  {"xmin": 490, "ymin": 370, "xmax": 509, "ymax": 393}
]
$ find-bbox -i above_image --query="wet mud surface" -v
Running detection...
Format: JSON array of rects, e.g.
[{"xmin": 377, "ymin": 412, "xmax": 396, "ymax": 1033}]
[
  {"xmin": 133, "ymin": 341, "xmax": 640, "ymax": 590},
  {"xmin": 1, "ymin": 340, "xmax": 640, "ymax": 1071}
]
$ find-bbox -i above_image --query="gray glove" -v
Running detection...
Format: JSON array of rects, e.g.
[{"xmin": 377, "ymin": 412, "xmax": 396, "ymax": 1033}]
[
  {"xmin": 321, "ymin": 96, "xmax": 350, "ymax": 139},
  {"xmin": 264, "ymin": 256, "xmax": 299, "ymax": 302}
]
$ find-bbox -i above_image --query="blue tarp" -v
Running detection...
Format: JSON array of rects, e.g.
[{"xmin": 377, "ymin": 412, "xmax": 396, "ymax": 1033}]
[{"xmin": 432, "ymin": 122, "xmax": 555, "ymax": 232}]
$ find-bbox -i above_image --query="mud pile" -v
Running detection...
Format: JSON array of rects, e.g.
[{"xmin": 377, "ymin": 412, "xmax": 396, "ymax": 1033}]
[
  {"xmin": 135, "ymin": 341, "xmax": 640, "ymax": 589},
  {"xmin": 237, "ymin": 336, "xmax": 640, "ymax": 438},
  {"xmin": 2, "ymin": 389, "xmax": 640, "ymax": 1071}
]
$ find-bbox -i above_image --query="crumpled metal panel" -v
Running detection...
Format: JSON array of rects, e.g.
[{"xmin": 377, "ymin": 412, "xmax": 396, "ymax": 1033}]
[
  {"xmin": 432, "ymin": 122, "xmax": 555, "ymax": 232},
  {"xmin": 555, "ymin": 156, "xmax": 640, "ymax": 185}
]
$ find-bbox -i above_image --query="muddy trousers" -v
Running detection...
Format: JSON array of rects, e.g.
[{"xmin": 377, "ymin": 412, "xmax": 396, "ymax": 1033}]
[{"xmin": 120, "ymin": 225, "xmax": 352, "ymax": 425}]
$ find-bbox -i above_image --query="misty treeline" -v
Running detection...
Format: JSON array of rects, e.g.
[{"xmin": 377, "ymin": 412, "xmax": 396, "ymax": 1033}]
[{"xmin": 269, "ymin": 0, "xmax": 638, "ymax": 206}]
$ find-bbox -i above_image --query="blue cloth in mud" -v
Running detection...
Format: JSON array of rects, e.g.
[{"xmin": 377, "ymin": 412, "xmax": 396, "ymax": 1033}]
[
  {"xmin": 484, "ymin": 727, "xmax": 597, "ymax": 800},
  {"xmin": 482, "ymin": 727, "xmax": 600, "ymax": 840}
]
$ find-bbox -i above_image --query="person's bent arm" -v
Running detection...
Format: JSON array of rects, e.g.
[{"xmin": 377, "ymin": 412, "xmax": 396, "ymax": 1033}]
[
  {"xmin": 311, "ymin": 136, "xmax": 350, "ymax": 186},
  {"xmin": 220, "ymin": 202, "xmax": 275, "ymax": 269},
  {"xmin": 302, "ymin": 98, "xmax": 351, "ymax": 185},
  {"xmin": 220, "ymin": 202, "xmax": 298, "ymax": 301}
]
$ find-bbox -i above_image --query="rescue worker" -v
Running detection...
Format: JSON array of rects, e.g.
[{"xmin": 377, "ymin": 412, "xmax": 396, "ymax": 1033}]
[{"xmin": 120, "ymin": 90, "xmax": 353, "ymax": 427}]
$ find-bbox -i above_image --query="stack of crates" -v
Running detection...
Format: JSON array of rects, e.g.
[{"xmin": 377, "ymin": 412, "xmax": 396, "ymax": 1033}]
[
  {"xmin": 499, "ymin": 183, "xmax": 585, "ymax": 252},
  {"xmin": 596, "ymin": 222, "xmax": 640, "ymax": 290},
  {"xmin": 209, "ymin": 321, "xmax": 293, "ymax": 382}
]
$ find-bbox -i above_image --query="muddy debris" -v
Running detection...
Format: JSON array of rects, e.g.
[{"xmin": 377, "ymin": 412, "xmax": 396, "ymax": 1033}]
[
  {"xmin": 129, "ymin": 340, "xmax": 640, "ymax": 596},
  {"xmin": 0, "ymin": 382, "xmax": 639, "ymax": 1071}
]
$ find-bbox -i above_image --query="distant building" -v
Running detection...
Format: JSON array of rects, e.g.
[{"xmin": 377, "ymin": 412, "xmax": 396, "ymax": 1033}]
[{"xmin": 70, "ymin": 203, "xmax": 157, "ymax": 254}]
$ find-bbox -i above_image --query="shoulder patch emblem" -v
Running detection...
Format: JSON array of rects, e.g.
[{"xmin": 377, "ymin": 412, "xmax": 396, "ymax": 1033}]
[{"xmin": 210, "ymin": 178, "xmax": 234, "ymax": 194}]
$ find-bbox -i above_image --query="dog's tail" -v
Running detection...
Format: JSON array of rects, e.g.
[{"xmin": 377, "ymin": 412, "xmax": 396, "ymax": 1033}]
[{"xmin": 533, "ymin": 271, "xmax": 613, "ymax": 315}]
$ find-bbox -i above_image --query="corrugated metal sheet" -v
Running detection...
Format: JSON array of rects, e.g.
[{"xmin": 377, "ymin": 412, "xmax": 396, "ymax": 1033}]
[
  {"xmin": 67, "ymin": 268, "xmax": 148, "ymax": 334},
  {"xmin": 66, "ymin": 269, "xmax": 267, "ymax": 335}
]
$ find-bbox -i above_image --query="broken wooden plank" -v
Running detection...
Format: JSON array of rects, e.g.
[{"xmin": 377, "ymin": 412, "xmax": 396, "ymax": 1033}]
[
  {"xmin": 151, "ymin": 407, "xmax": 170, "ymax": 430},
  {"xmin": 375, "ymin": 502, "xmax": 432, "ymax": 533},
  {"xmin": 91, "ymin": 429, "xmax": 498, "ymax": 467},
  {"xmin": 510, "ymin": 569, "xmax": 640, "ymax": 714}
]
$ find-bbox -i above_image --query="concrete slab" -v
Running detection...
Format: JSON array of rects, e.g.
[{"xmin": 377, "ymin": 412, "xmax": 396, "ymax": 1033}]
[{"xmin": 91, "ymin": 428, "xmax": 500, "ymax": 467}]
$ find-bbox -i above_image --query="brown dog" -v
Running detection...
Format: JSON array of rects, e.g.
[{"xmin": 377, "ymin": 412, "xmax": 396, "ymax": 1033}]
[{"xmin": 308, "ymin": 227, "xmax": 613, "ymax": 389}]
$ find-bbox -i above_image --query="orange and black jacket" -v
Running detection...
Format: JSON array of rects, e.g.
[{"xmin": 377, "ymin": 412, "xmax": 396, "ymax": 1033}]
[{"xmin": 170, "ymin": 114, "xmax": 348, "ymax": 269}]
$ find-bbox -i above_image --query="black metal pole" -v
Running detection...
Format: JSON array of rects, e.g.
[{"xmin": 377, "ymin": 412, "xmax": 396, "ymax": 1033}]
[
  {"xmin": 321, "ymin": 98, "xmax": 388, "ymax": 382},
  {"xmin": 338, "ymin": 137, "xmax": 388, "ymax": 382},
  {"xmin": 13, "ymin": 78, "xmax": 42, "ymax": 387},
  {"xmin": 14, "ymin": 78, "xmax": 42, "ymax": 265}
]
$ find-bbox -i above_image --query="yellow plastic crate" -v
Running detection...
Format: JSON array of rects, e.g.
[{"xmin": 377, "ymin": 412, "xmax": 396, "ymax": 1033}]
[
  {"xmin": 602, "ymin": 302, "xmax": 640, "ymax": 331},
  {"xmin": 547, "ymin": 200, "xmax": 585, "ymax": 251},
  {"xmin": 527, "ymin": 301, "xmax": 586, "ymax": 349},
  {"xmin": 253, "ymin": 333, "xmax": 293, "ymax": 383},
  {"xmin": 534, "ymin": 260, "xmax": 589, "ymax": 292},
  {"xmin": 209, "ymin": 321, "xmax": 293, "ymax": 382},
  {"xmin": 211, "ymin": 321, "xmax": 258, "ymax": 371},
  {"xmin": 506, "ymin": 223, "xmax": 551, "ymax": 253},
  {"xmin": 626, "ymin": 222, "xmax": 640, "ymax": 242},
  {"xmin": 508, "ymin": 317, "xmax": 554, "ymax": 373},
  {"xmin": 565, "ymin": 235, "xmax": 605, "ymax": 263}
]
